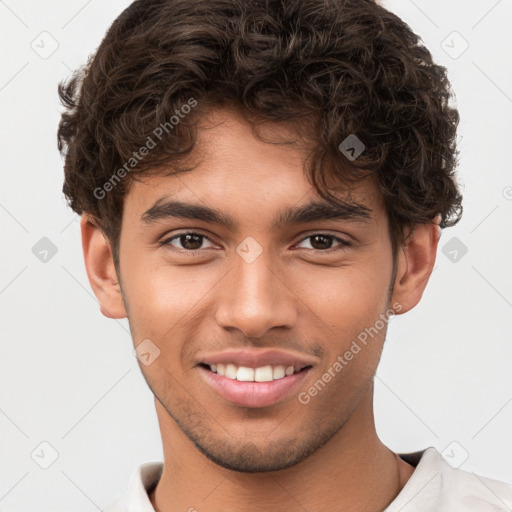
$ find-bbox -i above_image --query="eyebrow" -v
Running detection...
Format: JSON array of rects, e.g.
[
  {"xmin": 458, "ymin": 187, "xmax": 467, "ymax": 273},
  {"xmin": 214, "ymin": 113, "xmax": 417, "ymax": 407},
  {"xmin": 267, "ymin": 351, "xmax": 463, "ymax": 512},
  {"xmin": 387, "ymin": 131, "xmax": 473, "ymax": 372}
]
[{"xmin": 141, "ymin": 198, "xmax": 372, "ymax": 230}]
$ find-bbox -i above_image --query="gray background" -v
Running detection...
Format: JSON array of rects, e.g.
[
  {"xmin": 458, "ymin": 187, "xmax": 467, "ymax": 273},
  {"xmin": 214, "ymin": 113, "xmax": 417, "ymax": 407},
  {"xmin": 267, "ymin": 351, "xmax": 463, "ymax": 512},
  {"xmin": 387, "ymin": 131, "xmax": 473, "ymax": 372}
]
[{"xmin": 1, "ymin": 0, "xmax": 511, "ymax": 510}]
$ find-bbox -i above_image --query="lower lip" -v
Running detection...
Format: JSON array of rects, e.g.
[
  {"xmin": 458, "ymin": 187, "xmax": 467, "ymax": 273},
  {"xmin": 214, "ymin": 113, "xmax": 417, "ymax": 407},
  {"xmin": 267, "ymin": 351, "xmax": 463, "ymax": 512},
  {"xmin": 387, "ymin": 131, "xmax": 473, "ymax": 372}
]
[{"xmin": 198, "ymin": 366, "xmax": 311, "ymax": 408}]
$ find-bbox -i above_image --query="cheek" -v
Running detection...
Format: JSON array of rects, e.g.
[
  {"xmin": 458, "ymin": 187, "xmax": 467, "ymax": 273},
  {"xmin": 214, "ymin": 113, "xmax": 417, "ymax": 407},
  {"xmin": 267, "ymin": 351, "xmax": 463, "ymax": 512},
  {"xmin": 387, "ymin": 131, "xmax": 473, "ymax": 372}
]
[
  {"xmin": 292, "ymin": 262, "xmax": 391, "ymax": 388},
  {"xmin": 295, "ymin": 261, "xmax": 390, "ymax": 337},
  {"xmin": 120, "ymin": 259, "xmax": 218, "ymax": 341}
]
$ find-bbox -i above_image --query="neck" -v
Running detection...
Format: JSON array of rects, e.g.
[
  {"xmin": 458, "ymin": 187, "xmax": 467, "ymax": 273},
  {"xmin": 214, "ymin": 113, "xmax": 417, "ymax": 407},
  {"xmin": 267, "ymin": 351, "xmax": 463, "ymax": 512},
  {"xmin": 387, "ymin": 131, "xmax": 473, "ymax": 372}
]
[{"xmin": 150, "ymin": 385, "xmax": 414, "ymax": 512}]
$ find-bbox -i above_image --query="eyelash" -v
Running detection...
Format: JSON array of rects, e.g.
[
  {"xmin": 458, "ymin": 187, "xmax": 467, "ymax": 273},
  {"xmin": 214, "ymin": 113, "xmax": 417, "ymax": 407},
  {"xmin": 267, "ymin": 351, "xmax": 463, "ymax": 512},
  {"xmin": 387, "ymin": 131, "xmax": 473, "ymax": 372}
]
[{"xmin": 160, "ymin": 231, "xmax": 352, "ymax": 254}]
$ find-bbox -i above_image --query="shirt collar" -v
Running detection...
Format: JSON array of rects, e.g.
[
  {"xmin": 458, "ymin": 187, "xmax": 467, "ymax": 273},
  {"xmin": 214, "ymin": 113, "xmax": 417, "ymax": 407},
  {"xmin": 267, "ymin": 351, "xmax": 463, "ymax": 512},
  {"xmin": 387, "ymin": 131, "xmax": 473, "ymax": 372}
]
[{"xmin": 125, "ymin": 461, "xmax": 163, "ymax": 512}]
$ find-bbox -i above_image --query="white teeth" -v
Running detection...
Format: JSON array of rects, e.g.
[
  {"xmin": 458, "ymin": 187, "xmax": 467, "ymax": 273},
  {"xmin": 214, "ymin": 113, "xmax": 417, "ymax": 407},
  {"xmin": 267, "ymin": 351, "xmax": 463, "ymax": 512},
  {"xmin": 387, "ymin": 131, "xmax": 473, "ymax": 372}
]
[
  {"xmin": 272, "ymin": 366, "xmax": 285, "ymax": 379},
  {"xmin": 225, "ymin": 363, "xmax": 238, "ymax": 379},
  {"xmin": 255, "ymin": 365, "xmax": 273, "ymax": 382},
  {"xmin": 236, "ymin": 366, "xmax": 254, "ymax": 381},
  {"xmin": 207, "ymin": 363, "xmax": 303, "ymax": 382}
]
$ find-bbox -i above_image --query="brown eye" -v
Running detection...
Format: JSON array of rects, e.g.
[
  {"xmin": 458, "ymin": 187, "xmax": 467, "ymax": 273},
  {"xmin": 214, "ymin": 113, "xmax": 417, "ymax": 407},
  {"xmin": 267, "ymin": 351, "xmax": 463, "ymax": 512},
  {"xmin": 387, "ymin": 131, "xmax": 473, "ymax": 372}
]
[
  {"xmin": 163, "ymin": 232, "xmax": 215, "ymax": 251},
  {"xmin": 296, "ymin": 234, "xmax": 351, "ymax": 251}
]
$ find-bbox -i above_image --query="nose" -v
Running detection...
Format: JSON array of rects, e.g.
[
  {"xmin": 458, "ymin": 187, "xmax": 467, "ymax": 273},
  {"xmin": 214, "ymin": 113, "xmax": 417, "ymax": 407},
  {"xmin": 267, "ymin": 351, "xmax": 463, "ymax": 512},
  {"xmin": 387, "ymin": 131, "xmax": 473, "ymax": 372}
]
[{"xmin": 214, "ymin": 250, "xmax": 297, "ymax": 339}]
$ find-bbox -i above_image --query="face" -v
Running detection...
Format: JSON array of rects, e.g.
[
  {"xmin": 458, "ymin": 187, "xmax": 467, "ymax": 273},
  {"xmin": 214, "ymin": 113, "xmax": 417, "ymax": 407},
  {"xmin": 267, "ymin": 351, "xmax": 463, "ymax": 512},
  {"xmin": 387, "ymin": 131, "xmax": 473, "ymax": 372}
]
[{"xmin": 84, "ymin": 107, "xmax": 438, "ymax": 473}]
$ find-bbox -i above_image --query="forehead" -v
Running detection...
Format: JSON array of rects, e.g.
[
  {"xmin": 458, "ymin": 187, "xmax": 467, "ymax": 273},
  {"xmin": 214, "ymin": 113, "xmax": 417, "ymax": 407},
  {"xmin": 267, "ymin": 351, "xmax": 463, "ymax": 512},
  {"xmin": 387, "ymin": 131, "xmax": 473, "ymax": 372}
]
[{"xmin": 123, "ymin": 107, "xmax": 385, "ymax": 226}]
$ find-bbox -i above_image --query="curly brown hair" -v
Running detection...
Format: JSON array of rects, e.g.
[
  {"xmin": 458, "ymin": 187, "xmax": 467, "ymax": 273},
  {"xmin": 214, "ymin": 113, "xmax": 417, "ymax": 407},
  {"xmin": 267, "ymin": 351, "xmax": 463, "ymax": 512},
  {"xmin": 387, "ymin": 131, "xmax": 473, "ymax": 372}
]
[{"xmin": 57, "ymin": 0, "xmax": 462, "ymax": 270}]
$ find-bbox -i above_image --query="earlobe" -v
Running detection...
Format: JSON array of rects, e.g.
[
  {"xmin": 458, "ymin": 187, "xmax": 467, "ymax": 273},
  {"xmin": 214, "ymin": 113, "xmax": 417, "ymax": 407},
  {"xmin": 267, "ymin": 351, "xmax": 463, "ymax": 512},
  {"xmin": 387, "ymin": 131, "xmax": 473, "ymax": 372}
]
[
  {"xmin": 391, "ymin": 222, "xmax": 440, "ymax": 315},
  {"xmin": 80, "ymin": 215, "xmax": 127, "ymax": 319}
]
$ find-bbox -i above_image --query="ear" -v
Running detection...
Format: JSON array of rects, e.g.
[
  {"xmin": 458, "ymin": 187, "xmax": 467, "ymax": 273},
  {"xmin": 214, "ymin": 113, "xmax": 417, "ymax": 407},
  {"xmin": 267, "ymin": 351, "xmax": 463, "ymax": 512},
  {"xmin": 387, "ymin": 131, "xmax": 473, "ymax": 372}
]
[
  {"xmin": 391, "ymin": 221, "xmax": 440, "ymax": 315},
  {"xmin": 80, "ymin": 215, "xmax": 127, "ymax": 319}
]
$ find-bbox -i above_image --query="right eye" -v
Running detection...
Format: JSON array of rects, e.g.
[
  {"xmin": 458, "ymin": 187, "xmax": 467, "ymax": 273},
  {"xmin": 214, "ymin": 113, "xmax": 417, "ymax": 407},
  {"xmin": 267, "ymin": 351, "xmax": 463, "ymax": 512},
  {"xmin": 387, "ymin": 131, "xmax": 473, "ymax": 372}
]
[{"xmin": 161, "ymin": 231, "xmax": 217, "ymax": 253}]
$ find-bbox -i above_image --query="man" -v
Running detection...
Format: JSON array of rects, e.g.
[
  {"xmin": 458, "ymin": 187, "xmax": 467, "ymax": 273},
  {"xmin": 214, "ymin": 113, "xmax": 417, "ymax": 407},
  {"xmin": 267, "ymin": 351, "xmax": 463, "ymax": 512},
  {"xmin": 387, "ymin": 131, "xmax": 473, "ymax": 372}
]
[{"xmin": 57, "ymin": 0, "xmax": 512, "ymax": 510}]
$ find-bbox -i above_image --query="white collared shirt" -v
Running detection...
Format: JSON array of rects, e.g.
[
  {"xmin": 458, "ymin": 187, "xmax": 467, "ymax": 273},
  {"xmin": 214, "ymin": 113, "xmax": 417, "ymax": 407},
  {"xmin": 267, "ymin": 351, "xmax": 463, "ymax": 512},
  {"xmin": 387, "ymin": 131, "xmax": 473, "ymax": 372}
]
[{"xmin": 104, "ymin": 447, "xmax": 512, "ymax": 511}]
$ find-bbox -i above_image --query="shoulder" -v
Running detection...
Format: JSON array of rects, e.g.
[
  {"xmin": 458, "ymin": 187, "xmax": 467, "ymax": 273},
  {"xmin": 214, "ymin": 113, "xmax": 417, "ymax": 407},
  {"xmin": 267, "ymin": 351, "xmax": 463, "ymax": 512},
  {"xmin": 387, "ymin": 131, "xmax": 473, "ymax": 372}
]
[
  {"xmin": 386, "ymin": 447, "xmax": 512, "ymax": 511},
  {"xmin": 447, "ymin": 468, "xmax": 512, "ymax": 510}
]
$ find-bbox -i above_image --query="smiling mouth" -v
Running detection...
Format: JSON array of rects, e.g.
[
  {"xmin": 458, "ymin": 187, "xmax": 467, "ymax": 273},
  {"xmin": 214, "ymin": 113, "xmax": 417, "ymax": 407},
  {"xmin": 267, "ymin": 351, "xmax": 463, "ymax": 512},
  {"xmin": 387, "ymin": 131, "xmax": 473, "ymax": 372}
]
[
  {"xmin": 197, "ymin": 362, "xmax": 313, "ymax": 408},
  {"xmin": 198, "ymin": 362, "xmax": 312, "ymax": 383}
]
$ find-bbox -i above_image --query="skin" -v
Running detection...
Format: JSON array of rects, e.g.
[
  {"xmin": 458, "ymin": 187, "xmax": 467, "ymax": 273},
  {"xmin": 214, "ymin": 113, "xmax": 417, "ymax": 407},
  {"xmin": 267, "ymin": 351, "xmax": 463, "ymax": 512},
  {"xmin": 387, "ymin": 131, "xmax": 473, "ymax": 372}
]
[{"xmin": 81, "ymin": 107, "xmax": 439, "ymax": 512}]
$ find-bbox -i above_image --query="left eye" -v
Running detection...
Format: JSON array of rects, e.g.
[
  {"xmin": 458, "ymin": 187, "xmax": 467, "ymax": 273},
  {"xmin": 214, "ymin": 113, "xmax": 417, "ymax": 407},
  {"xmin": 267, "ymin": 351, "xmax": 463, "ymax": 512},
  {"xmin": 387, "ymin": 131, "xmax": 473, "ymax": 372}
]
[{"xmin": 295, "ymin": 234, "xmax": 351, "ymax": 251}]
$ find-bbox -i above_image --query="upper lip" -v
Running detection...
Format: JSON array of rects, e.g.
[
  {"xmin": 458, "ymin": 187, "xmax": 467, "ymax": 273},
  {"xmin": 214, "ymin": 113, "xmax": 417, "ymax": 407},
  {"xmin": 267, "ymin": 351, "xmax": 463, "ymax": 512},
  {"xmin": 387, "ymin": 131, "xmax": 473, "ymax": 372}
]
[{"xmin": 196, "ymin": 349, "xmax": 316, "ymax": 373}]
